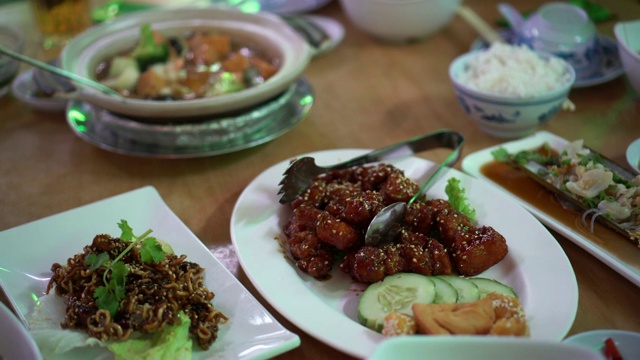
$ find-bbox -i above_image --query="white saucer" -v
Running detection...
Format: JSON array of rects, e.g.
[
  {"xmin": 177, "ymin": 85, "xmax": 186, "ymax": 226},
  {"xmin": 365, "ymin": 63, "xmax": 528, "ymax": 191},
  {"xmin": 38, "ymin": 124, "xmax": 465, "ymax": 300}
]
[
  {"xmin": 11, "ymin": 69, "xmax": 69, "ymax": 113},
  {"xmin": 470, "ymin": 31, "xmax": 624, "ymax": 88},
  {"xmin": 626, "ymin": 138, "xmax": 640, "ymax": 175},
  {"xmin": 564, "ymin": 330, "xmax": 640, "ymax": 360},
  {"xmin": 303, "ymin": 15, "xmax": 344, "ymax": 57},
  {"xmin": 573, "ymin": 35, "xmax": 625, "ymax": 88},
  {"xmin": 258, "ymin": 0, "xmax": 333, "ymax": 15}
]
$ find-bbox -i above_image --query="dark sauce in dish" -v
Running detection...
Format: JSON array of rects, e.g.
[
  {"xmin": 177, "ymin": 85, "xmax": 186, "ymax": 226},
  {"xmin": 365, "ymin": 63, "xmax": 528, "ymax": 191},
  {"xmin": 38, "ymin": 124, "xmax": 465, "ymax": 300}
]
[{"xmin": 480, "ymin": 160, "xmax": 640, "ymax": 272}]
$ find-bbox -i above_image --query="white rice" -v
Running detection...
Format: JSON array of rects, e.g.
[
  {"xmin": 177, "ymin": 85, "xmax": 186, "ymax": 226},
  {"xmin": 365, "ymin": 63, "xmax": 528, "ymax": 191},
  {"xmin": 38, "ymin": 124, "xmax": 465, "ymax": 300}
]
[{"xmin": 459, "ymin": 43, "xmax": 571, "ymax": 98}]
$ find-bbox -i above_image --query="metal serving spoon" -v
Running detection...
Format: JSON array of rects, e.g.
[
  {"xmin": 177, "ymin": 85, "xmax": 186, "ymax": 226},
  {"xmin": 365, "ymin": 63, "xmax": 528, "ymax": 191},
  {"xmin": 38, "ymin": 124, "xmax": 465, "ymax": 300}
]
[
  {"xmin": 364, "ymin": 132, "xmax": 465, "ymax": 246},
  {"xmin": 0, "ymin": 45, "xmax": 120, "ymax": 97}
]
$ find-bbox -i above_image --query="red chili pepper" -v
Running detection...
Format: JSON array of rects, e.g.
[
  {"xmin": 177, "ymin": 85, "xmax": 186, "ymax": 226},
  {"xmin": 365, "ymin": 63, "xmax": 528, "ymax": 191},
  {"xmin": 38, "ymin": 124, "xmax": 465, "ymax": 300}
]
[{"xmin": 603, "ymin": 337, "xmax": 624, "ymax": 360}]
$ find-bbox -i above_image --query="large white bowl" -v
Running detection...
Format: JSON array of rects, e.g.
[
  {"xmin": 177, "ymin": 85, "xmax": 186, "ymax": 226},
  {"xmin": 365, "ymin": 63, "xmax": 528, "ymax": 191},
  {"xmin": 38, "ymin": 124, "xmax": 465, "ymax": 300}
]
[
  {"xmin": 338, "ymin": 0, "xmax": 461, "ymax": 43},
  {"xmin": 60, "ymin": 6, "xmax": 312, "ymax": 120},
  {"xmin": 369, "ymin": 336, "xmax": 605, "ymax": 360},
  {"xmin": 614, "ymin": 20, "xmax": 640, "ymax": 95},
  {"xmin": 449, "ymin": 50, "xmax": 575, "ymax": 139}
]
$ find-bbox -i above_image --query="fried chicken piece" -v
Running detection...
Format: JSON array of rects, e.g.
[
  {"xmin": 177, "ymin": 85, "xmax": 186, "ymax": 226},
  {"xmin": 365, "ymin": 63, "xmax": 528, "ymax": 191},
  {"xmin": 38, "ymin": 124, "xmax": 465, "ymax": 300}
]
[
  {"xmin": 283, "ymin": 203, "xmax": 323, "ymax": 238},
  {"xmin": 380, "ymin": 170, "xmax": 420, "ymax": 205},
  {"xmin": 404, "ymin": 201, "xmax": 438, "ymax": 235},
  {"xmin": 340, "ymin": 230, "xmax": 453, "ymax": 283},
  {"xmin": 450, "ymin": 226, "xmax": 508, "ymax": 276},
  {"xmin": 291, "ymin": 178, "xmax": 328, "ymax": 209},
  {"xmin": 316, "ymin": 211, "xmax": 362, "ymax": 250},
  {"xmin": 287, "ymin": 230, "xmax": 334, "ymax": 278},
  {"xmin": 430, "ymin": 198, "xmax": 507, "ymax": 276},
  {"xmin": 398, "ymin": 229, "xmax": 453, "ymax": 276},
  {"xmin": 325, "ymin": 186, "xmax": 384, "ymax": 228}
]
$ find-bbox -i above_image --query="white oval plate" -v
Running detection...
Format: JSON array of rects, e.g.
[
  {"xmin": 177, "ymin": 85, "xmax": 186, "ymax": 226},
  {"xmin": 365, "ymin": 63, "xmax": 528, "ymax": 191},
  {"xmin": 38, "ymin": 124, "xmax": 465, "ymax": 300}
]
[{"xmin": 231, "ymin": 149, "xmax": 578, "ymax": 359}]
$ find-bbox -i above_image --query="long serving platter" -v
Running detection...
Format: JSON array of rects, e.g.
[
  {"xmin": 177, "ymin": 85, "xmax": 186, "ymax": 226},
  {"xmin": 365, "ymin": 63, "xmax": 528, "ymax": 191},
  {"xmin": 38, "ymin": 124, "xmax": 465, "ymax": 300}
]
[
  {"xmin": 507, "ymin": 146, "xmax": 639, "ymax": 247},
  {"xmin": 462, "ymin": 131, "xmax": 640, "ymax": 287}
]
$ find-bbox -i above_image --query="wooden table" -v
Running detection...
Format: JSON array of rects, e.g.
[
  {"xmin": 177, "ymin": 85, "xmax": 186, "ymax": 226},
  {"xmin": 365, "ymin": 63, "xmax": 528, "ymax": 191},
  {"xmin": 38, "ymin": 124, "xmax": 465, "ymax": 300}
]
[{"xmin": 1, "ymin": 0, "xmax": 639, "ymax": 359}]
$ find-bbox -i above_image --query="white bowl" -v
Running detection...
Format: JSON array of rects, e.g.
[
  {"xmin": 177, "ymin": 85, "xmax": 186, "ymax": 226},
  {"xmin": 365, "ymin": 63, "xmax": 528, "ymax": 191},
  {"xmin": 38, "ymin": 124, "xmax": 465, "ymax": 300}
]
[
  {"xmin": 11, "ymin": 69, "xmax": 69, "ymax": 112},
  {"xmin": 626, "ymin": 138, "xmax": 640, "ymax": 175},
  {"xmin": 449, "ymin": 49, "xmax": 575, "ymax": 139},
  {"xmin": 338, "ymin": 0, "xmax": 461, "ymax": 43},
  {"xmin": 564, "ymin": 330, "xmax": 640, "ymax": 360},
  {"xmin": 60, "ymin": 6, "xmax": 312, "ymax": 120},
  {"xmin": 0, "ymin": 302, "xmax": 43, "ymax": 360},
  {"xmin": 368, "ymin": 336, "xmax": 605, "ymax": 360},
  {"xmin": 614, "ymin": 20, "xmax": 640, "ymax": 95}
]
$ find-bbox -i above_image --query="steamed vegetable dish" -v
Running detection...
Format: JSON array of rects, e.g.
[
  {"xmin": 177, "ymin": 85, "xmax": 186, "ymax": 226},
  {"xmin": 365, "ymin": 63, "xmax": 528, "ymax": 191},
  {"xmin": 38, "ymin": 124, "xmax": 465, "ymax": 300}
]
[{"xmin": 96, "ymin": 24, "xmax": 278, "ymax": 100}]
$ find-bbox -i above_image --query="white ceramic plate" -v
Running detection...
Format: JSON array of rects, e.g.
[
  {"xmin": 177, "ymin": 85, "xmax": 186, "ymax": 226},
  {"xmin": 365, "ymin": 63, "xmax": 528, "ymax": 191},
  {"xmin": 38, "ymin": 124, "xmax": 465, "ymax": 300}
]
[
  {"xmin": 11, "ymin": 69, "xmax": 69, "ymax": 113},
  {"xmin": 0, "ymin": 302, "xmax": 43, "ymax": 360},
  {"xmin": 462, "ymin": 131, "xmax": 640, "ymax": 287},
  {"xmin": 0, "ymin": 186, "xmax": 299, "ymax": 360},
  {"xmin": 626, "ymin": 138, "xmax": 640, "ymax": 175},
  {"xmin": 564, "ymin": 330, "xmax": 640, "ymax": 360},
  {"xmin": 303, "ymin": 15, "xmax": 345, "ymax": 57},
  {"xmin": 230, "ymin": 149, "xmax": 578, "ymax": 359},
  {"xmin": 369, "ymin": 336, "xmax": 605, "ymax": 360}
]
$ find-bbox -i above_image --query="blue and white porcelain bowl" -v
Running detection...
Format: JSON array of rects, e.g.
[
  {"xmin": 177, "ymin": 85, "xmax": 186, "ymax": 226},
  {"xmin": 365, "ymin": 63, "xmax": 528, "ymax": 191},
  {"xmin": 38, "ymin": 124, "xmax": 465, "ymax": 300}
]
[{"xmin": 449, "ymin": 49, "xmax": 576, "ymax": 139}]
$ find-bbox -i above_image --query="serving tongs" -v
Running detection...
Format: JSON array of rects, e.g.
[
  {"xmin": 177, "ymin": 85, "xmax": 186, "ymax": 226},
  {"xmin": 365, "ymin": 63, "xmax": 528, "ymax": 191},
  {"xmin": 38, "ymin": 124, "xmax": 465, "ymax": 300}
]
[
  {"xmin": 277, "ymin": 130, "xmax": 464, "ymax": 204},
  {"xmin": 506, "ymin": 145, "xmax": 640, "ymax": 247}
]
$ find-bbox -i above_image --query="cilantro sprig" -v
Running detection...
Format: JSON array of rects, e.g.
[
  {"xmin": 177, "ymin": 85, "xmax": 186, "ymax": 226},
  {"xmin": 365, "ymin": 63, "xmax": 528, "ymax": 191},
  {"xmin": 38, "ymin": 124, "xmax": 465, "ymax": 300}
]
[{"xmin": 84, "ymin": 220, "xmax": 167, "ymax": 316}]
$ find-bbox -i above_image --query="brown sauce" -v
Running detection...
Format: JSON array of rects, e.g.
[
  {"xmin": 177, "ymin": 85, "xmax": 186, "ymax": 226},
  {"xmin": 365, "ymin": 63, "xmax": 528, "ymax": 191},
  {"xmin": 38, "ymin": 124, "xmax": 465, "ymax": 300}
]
[{"xmin": 480, "ymin": 160, "xmax": 640, "ymax": 272}]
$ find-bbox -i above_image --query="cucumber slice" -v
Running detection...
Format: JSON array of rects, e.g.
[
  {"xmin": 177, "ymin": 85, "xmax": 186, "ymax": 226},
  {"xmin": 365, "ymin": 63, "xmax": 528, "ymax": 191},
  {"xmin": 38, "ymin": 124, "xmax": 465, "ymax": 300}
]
[
  {"xmin": 358, "ymin": 273, "xmax": 436, "ymax": 332},
  {"xmin": 435, "ymin": 275, "xmax": 480, "ymax": 303},
  {"xmin": 431, "ymin": 276, "xmax": 458, "ymax": 303},
  {"xmin": 470, "ymin": 277, "xmax": 517, "ymax": 299}
]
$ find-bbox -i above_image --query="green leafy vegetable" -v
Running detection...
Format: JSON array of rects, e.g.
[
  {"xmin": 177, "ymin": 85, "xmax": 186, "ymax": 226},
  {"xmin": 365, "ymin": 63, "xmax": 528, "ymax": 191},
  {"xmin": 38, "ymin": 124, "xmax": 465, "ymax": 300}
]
[
  {"xmin": 85, "ymin": 252, "xmax": 110, "ymax": 271},
  {"xmin": 107, "ymin": 311, "xmax": 192, "ymax": 360},
  {"xmin": 140, "ymin": 237, "xmax": 166, "ymax": 264},
  {"xmin": 131, "ymin": 23, "xmax": 169, "ymax": 71},
  {"xmin": 445, "ymin": 177, "xmax": 476, "ymax": 223},
  {"xmin": 491, "ymin": 143, "xmax": 556, "ymax": 166},
  {"xmin": 119, "ymin": 220, "xmax": 135, "ymax": 241},
  {"xmin": 91, "ymin": 220, "xmax": 168, "ymax": 316}
]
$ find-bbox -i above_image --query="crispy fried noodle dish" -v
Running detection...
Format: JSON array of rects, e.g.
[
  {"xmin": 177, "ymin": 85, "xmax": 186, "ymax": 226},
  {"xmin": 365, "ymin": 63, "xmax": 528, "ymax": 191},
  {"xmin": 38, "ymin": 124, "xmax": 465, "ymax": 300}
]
[{"xmin": 46, "ymin": 223, "xmax": 227, "ymax": 351}]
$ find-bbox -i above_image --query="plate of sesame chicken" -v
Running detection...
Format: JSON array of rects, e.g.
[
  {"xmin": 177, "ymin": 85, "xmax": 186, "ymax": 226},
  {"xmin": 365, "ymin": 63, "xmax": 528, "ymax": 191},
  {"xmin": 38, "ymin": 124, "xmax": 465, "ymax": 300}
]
[{"xmin": 231, "ymin": 149, "xmax": 578, "ymax": 359}]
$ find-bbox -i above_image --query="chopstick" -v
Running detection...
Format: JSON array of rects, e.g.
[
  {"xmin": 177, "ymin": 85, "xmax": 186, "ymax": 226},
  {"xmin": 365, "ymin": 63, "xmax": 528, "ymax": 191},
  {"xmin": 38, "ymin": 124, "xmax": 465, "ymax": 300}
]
[{"xmin": 456, "ymin": 5, "xmax": 506, "ymax": 44}]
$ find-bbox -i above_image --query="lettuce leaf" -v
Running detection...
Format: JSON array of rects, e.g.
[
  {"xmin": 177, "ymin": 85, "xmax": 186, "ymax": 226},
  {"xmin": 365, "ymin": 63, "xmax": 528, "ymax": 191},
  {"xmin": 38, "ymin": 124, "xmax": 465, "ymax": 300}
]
[
  {"xmin": 107, "ymin": 311, "xmax": 192, "ymax": 360},
  {"xmin": 29, "ymin": 293, "xmax": 192, "ymax": 360},
  {"xmin": 445, "ymin": 177, "xmax": 476, "ymax": 223},
  {"xmin": 29, "ymin": 294, "xmax": 107, "ymax": 357}
]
